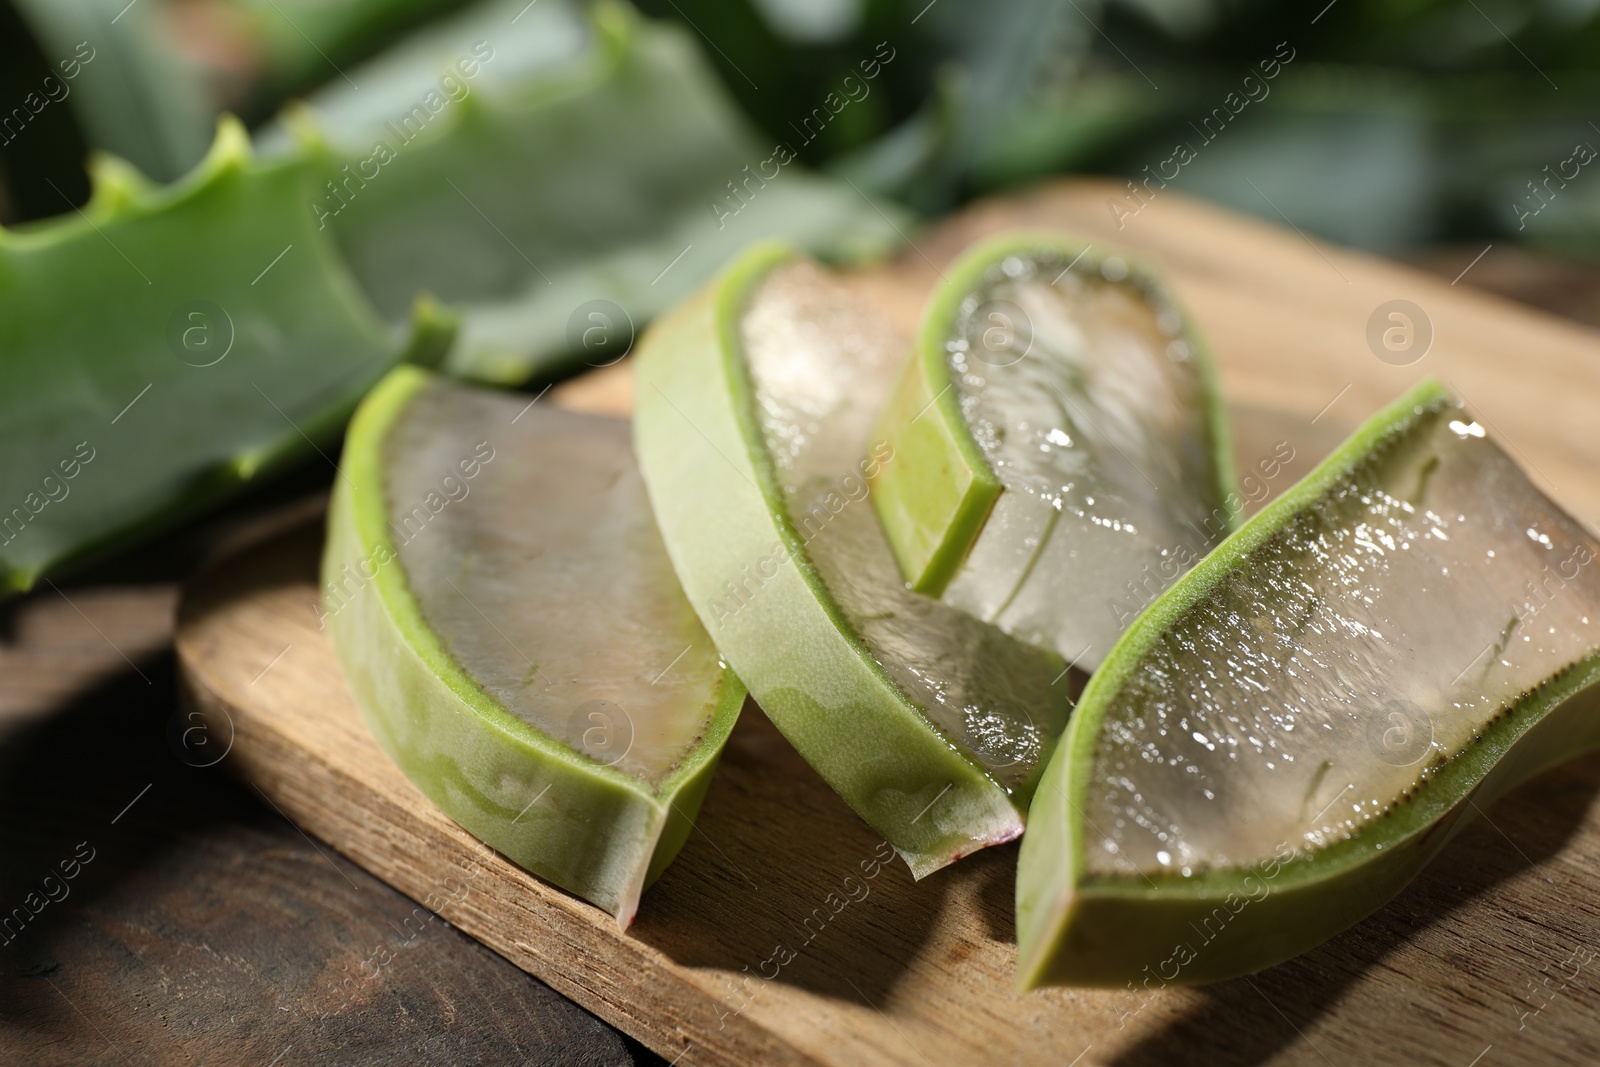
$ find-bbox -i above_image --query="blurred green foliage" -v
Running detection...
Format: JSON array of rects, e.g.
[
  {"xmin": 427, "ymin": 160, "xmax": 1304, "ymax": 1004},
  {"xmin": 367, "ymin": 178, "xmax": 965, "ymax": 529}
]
[
  {"xmin": 260, "ymin": 0, "xmax": 905, "ymax": 384},
  {"xmin": 0, "ymin": 0, "xmax": 906, "ymax": 588},
  {"xmin": 7, "ymin": 0, "xmax": 1600, "ymax": 253},
  {"xmin": 639, "ymin": 0, "xmax": 1600, "ymax": 251},
  {"xmin": 2, "ymin": 0, "xmax": 1598, "ymax": 588}
]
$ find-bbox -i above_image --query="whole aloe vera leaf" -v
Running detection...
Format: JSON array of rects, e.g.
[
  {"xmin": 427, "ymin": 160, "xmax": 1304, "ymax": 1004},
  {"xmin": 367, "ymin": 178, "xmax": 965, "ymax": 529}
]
[
  {"xmin": 268, "ymin": 0, "xmax": 908, "ymax": 385},
  {"xmin": 9, "ymin": 0, "xmax": 484, "ymax": 185},
  {"xmin": 0, "ymin": 117, "xmax": 449, "ymax": 595}
]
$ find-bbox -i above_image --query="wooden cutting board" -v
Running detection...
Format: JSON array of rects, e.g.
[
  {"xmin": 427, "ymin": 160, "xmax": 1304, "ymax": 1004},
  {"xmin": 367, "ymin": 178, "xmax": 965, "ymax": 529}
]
[{"xmin": 174, "ymin": 181, "xmax": 1600, "ymax": 1067}]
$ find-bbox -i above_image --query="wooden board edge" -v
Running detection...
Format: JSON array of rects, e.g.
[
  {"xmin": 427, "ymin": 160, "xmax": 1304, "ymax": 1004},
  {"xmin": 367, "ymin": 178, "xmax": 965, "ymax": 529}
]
[{"xmin": 172, "ymin": 633, "xmax": 826, "ymax": 1067}]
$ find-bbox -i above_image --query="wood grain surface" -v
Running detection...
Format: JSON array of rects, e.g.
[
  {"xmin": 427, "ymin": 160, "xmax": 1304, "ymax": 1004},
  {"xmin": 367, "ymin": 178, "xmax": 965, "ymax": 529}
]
[
  {"xmin": 0, "ymin": 498, "xmax": 654, "ymax": 1067},
  {"xmin": 175, "ymin": 181, "xmax": 1600, "ymax": 1067}
]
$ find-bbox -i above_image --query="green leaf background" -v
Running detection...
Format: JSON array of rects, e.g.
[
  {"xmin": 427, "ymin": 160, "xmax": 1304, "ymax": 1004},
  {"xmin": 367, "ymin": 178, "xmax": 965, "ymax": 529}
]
[{"xmin": 2, "ymin": 0, "xmax": 1595, "ymax": 587}]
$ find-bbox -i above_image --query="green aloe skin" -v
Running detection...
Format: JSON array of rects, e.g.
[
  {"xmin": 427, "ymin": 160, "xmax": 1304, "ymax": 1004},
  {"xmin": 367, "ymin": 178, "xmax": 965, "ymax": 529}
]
[
  {"xmin": 1, "ymin": 0, "xmax": 904, "ymax": 596},
  {"xmin": 869, "ymin": 233, "xmax": 1236, "ymax": 673},
  {"xmin": 635, "ymin": 244, "xmax": 1073, "ymax": 878},
  {"xmin": 324, "ymin": 366, "xmax": 744, "ymax": 924},
  {"xmin": 7, "ymin": 0, "xmax": 480, "ymax": 187},
  {"xmin": 268, "ymin": 0, "xmax": 907, "ymax": 385},
  {"xmin": 1017, "ymin": 378, "xmax": 1600, "ymax": 987},
  {"xmin": 0, "ymin": 117, "xmax": 450, "ymax": 595}
]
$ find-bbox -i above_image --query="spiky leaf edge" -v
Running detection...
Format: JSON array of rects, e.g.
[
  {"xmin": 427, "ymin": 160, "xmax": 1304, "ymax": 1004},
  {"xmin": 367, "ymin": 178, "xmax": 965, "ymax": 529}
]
[{"xmin": 0, "ymin": 117, "xmax": 455, "ymax": 596}]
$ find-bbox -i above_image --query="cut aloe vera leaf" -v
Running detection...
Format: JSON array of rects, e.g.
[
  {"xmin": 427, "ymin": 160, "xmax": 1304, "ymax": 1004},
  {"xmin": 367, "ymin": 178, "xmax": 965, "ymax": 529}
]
[
  {"xmin": 635, "ymin": 244, "xmax": 1074, "ymax": 877},
  {"xmin": 1017, "ymin": 378, "xmax": 1600, "ymax": 987},
  {"xmin": 0, "ymin": 118, "xmax": 448, "ymax": 596},
  {"xmin": 261, "ymin": 0, "xmax": 906, "ymax": 385},
  {"xmin": 325, "ymin": 366, "xmax": 743, "ymax": 924},
  {"xmin": 870, "ymin": 234, "xmax": 1236, "ymax": 672}
]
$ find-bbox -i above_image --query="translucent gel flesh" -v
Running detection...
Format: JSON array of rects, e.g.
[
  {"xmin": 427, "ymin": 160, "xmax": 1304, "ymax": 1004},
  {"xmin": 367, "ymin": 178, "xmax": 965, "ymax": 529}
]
[
  {"xmin": 742, "ymin": 262, "xmax": 1071, "ymax": 793},
  {"xmin": 944, "ymin": 253, "xmax": 1224, "ymax": 671},
  {"xmin": 1084, "ymin": 404, "xmax": 1600, "ymax": 877},
  {"xmin": 385, "ymin": 382, "xmax": 722, "ymax": 785}
]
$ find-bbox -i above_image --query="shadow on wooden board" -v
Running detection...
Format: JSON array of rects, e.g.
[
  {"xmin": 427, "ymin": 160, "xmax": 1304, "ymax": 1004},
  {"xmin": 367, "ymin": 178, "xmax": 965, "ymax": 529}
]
[{"xmin": 1110, "ymin": 751, "xmax": 1600, "ymax": 1067}]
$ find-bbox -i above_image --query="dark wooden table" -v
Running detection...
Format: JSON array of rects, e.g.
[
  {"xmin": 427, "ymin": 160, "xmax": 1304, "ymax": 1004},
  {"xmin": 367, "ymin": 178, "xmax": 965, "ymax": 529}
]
[
  {"xmin": 0, "ymin": 245, "xmax": 1588, "ymax": 1066},
  {"xmin": 0, "ymin": 468, "xmax": 665, "ymax": 1066}
]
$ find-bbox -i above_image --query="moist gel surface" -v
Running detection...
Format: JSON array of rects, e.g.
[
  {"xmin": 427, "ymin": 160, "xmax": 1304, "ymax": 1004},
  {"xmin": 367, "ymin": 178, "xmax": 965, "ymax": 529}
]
[
  {"xmin": 1084, "ymin": 402, "xmax": 1600, "ymax": 877},
  {"xmin": 742, "ymin": 262, "xmax": 1070, "ymax": 792},
  {"xmin": 385, "ymin": 381, "xmax": 722, "ymax": 785},
  {"xmin": 942, "ymin": 251, "xmax": 1225, "ymax": 671}
]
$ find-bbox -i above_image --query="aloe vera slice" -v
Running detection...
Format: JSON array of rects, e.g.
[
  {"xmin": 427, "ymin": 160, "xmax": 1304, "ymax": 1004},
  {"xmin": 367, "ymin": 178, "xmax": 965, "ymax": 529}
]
[
  {"xmin": 1017, "ymin": 378, "xmax": 1600, "ymax": 987},
  {"xmin": 268, "ymin": 0, "xmax": 907, "ymax": 385},
  {"xmin": 325, "ymin": 366, "xmax": 743, "ymax": 923},
  {"xmin": 635, "ymin": 245, "xmax": 1073, "ymax": 876},
  {"xmin": 0, "ymin": 118, "xmax": 447, "ymax": 595},
  {"xmin": 870, "ymin": 234, "xmax": 1236, "ymax": 673}
]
